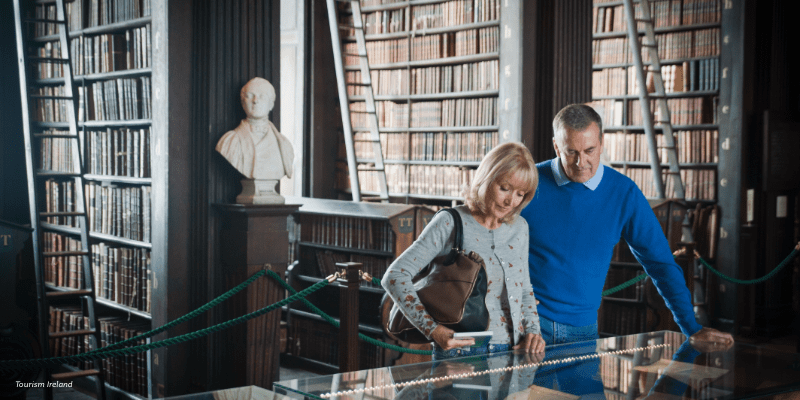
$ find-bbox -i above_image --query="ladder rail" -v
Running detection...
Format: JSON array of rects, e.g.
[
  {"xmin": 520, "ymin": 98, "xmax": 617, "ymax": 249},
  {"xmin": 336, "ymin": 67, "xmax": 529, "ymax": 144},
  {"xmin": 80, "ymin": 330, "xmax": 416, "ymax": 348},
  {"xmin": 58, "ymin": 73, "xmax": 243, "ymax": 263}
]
[
  {"xmin": 14, "ymin": 1, "xmax": 106, "ymax": 398},
  {"xmin": 327, "ymin": 0, "xmax": 363, "ymax": 202},
  {"xmin": 622, "ymin": 0, "xmax": 666, "ymax": 200},
  {"xmin": 636, "ymin": 0, "xmax": 685, "ymax": 199},
  {"xmin": 13, "ymin": 1, "xmax": 53, "ymax": 384},
  {"xmin": 351, "ymin": 1, "xmax": 389, "ymax": 201},
  {"xmin": 327, "ymin": 0, "xmax": 390, "ymax": 202}
]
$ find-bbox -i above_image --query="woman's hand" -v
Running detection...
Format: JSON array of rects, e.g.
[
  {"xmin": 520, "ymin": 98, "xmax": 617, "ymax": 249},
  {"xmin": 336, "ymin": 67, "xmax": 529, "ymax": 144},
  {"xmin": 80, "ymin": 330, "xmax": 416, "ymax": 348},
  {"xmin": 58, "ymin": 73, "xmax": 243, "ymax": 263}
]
[
  {"xmin": 430, "ymin": 325, "xmax": 475, "ymax": 350},
  {"xmin": 513, "ymin": 333, "xmax": 545, "ymax": 354}
]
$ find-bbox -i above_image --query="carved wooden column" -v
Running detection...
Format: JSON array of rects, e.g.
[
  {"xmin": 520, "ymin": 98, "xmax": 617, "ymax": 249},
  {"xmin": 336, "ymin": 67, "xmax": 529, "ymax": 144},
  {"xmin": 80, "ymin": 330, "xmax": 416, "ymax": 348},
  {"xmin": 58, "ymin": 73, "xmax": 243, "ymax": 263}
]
[{"xmin": 213, "ymin": 204, "xmax": 300, "ymax": 390}]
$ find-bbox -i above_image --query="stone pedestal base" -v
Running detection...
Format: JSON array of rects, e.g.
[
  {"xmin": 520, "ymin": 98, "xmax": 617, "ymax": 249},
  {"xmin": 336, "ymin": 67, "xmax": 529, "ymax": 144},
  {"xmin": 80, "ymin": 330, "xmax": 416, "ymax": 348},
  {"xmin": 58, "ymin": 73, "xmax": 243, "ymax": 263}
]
[{"xmin": 236, "ymin": 179, "xmax": 284, "ymax": 205}]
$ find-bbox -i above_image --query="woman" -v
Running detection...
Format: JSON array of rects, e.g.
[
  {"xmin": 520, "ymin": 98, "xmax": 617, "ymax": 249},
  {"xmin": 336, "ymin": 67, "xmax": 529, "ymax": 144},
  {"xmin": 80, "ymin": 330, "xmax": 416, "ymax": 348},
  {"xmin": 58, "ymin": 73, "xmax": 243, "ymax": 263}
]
[{"xmin": 382, "ymin": 142, "xmax": 545, "ymax": 360}]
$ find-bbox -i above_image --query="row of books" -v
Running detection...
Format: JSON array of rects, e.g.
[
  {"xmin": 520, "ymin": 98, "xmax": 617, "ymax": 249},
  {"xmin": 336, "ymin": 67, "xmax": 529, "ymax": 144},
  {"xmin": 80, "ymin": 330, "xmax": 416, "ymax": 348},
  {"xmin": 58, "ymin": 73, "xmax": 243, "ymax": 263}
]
[
  {"xmin": 346, "ymin": 60, "xmax": 499, "ymax": 96},
  {"xmin": 598, "ymin": 301, "xmax": 647, "ymax": 336},
  {"xmin": 96, "ymin": 316, "xmax": 149, "ymax": 396},
  {"xmin": 91, "ymin": 242, "xmax": 151, "ymax": 312},
  {"xmin": 409, "ymin": 0, "xmax": 500, "ymax": 29},
  {"xmin": 298, "ymin": 214, "xmax": 397, "ymax": 253},
  {"xmin": 34, "ymin": 2, "xmax": 83, "ymax": 35},
  {"xmin": 44, "ymin": 179, "xmax": 79, "ymax": 227},
  {"xmin": 350, "ymin": 97, "xmax": 497, "ymax": 129},
  {"xmin": 691, "ymin": 203, "xmax": 719, "ymax": 259},
  {"xmin": 287, "ymin": 315, "xmax": 385, "ymax": 370},
  {"xmin": 85, "ymin": 182, "xmax": 152, "ymax": 242},
  {"xmin": 616, "ymin": 166, "xmax": 717, "ymax": 201},
  {"xmin": 34, "ymin": 0, "xmax": 152, "ymax": 35},
  {"xmin": 590, "ymin": 96, "xmax": 716, "ymax": 127},
  {"xmin": 86, "ymin": 77, "xmax": 152, "ymax": 121},
  {"xmin": 344, "ymin": 26, "xmax": 498, "ymax": 65},
  {"xmin": 70, "ymin": 25, "xmax": 151, "ymax": 76},
  {"xmin": 354, "ymin": 131, "xmax": 498, "ymax": 162},
  {"xmin": 593, "ymin": 0, "xmax": 720, "ymax": 34},
  {"xmin": 43, "ymin": 232, "xmax": 85, "ymax": 289},
  {"xmin": 602, "ymin": 129, "xmax": 719, "ymax": 164},
  {"xmin": 352, "ymin": 164, "xmax": 476, "ymax": 197},
  {"xmin": 39, "ymin": 134, "xmax": 78, "ymax": 173},
  {"xmin": 592, "ymin": 58, "xmax": 719, "ymax": 97},
  {"xmin": 87, "ymin": 127, "xmax": 151, "ymax": 178},
  {"xmin": 629, "ymin": 97, "xmax": 716, "ymax": 126},
  {"xmin": 592, "ymin": 28, "xmax": 719, "ymax": 65}
]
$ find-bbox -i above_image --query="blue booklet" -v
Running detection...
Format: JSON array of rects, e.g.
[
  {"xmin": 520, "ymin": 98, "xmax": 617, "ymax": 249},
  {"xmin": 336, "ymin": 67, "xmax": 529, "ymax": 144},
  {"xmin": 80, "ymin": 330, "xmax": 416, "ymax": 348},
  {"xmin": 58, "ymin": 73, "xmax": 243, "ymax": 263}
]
[{"xmin": 453, "ymin": 331, "xmax": 493, "ymax": 348}]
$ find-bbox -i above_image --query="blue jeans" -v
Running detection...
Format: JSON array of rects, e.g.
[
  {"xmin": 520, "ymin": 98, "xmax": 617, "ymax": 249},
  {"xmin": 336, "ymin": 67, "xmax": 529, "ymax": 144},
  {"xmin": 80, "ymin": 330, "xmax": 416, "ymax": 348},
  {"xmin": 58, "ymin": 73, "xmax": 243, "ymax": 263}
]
[
  {"xmin": 431, "ymin": 343, "xmax": 510, "ymax": 361},
  {"xmin": 538, "ymin": 315, "xmax": 599, "ymax": 345}
]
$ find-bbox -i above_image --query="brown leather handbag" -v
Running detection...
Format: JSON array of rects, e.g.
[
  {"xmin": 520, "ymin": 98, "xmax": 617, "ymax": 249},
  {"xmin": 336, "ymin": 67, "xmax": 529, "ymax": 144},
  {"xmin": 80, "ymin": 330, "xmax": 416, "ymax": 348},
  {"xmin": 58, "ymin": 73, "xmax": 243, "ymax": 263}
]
[{"xmin": 381, "ymin": 208, "xmax": 489, "ymax": 344}]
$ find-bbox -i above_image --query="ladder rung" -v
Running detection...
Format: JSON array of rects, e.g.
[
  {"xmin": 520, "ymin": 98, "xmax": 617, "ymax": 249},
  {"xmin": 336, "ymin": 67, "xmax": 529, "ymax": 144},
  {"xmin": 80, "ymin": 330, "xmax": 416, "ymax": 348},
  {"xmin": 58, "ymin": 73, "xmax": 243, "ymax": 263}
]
[
  {"xmin": 43, "ymin": 250, "xmax": 90, "ymax": 257},
  {"xmin": 656, "ymin": 146, "xmax": 675, "ymax": 150},
  {"xmin": 27, "ymin": 57, "xmax": 70, "ymax": 64},
  {"xmin": 40, "ymin": 211, "xmax": 86, "ymax": 217},
  {"xmin": 348, "ymin": 82, "xmax": 371, "ymax": 87},
  {"xmin": 30, "ymin": 94, "xmax": 74, "ymax": 100},
  {"xmin": 34, "ymin": 133, "xmax": 79, "ymax": 139},
  {"xmin": 664, "ymin": 171, "xmax": 681, "ymax": 175},
  {"xmin": 342, "ymin": 52, "xmax": 365, "ymax": 57},
  {"xmin": 36, "ymin": 171, "xmax": 81, "ymax": 177},
  {"xmin": 655, "ymin": 120, "xmax": 670, "ymax": 124},
  {"xmin": 52, "ymin": 369, "xmax": 101, "ymax": 380},
  {"xmin": 49, "ymin": 329, "xmax": 96, "ymax": 340},
  {"xmin": 641, "ymin": 43, "xmax": 658, "ymax": 48},
  {"xmin": 46, "ymin": 289, "xmax": 94, "ymax": 299},
  {"xmin": 358, "ymin": 167, "xmax": 385, "ymax": 172},
  {"xmin": 353, "ymin": 139, "xmax": 380, "ymax": 143},
  {"xmin": 339, "ymin": 24, "xmax": 359, "ymax": 30},
  {"xmin": 24, "ymin": 18, "xmax": 67, "ymax": 24},
  {"xmin": 634, "ymin": 18, "xmax": 653, "ymax": 23}
]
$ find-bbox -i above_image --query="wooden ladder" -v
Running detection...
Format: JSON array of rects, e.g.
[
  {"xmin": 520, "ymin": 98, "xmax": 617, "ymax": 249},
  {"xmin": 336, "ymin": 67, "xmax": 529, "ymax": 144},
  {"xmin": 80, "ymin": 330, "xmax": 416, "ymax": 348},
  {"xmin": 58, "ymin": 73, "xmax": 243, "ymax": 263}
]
[
  {"xmin": 326, "ymin": 0, "xmax": 390, "ymax": 202},
  {"xmin": 12, "ymin": 0, "xmax": 106, "ymax": 398},
  {"xmin": 622, "ymin": 0, "xmax": 685, "ymax": 199}
]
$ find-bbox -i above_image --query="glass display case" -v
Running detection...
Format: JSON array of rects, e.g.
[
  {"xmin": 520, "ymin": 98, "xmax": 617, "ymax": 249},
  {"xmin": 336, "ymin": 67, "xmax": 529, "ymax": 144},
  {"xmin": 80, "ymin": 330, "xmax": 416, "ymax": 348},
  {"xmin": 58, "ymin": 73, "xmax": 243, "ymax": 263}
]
[{"xmin": 273, "ymin": 331, "xmax": 800, "ymax": 399}]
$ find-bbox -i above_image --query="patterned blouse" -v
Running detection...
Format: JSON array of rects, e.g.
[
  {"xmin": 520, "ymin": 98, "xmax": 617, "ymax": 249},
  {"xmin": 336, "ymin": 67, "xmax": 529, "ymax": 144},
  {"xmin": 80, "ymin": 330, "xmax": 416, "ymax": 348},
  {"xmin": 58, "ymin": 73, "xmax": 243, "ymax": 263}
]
[{"xmin": 382, "ymin": 205, "xmax": 540, "ymax": 345}]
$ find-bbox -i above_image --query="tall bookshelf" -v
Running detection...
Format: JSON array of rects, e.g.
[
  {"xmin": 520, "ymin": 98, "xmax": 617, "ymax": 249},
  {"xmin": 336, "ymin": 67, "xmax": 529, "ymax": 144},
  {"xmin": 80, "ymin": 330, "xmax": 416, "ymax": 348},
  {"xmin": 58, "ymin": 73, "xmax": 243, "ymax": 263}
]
[
  {"xmin": 14, "ymin": 0, "xmax": 283, "ymax": 397},
  {"xmin": 282, "ymin": 196, "xmax": 435, "ymax": 373},
  {"xmin": 20, "ymin": 0, "xmax": 153, "ymax": 397},
  {"xmin": 590, "ymin": 0, "xmax": 723, "ymax": 336},
  {"xmin": 329, "ymin": 0, "xmax": 520, "ymax": 205}
]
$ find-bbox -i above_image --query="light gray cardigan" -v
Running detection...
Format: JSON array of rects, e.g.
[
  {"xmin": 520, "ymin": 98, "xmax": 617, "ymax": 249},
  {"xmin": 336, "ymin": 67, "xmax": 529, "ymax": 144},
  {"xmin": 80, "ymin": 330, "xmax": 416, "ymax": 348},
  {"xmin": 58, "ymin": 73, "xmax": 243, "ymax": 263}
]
[{"xmin": 382, "ymin": 205, "xmax": 540, "ymax": 345}]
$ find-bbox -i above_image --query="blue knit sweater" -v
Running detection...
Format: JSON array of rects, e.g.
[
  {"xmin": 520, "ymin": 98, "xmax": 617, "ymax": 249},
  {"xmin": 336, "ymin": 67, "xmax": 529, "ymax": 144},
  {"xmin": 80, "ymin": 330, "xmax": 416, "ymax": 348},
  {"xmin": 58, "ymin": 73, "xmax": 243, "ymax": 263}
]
[{"xmin": 520, "ymin": 159, "xmax": 702, "ymax": 337}]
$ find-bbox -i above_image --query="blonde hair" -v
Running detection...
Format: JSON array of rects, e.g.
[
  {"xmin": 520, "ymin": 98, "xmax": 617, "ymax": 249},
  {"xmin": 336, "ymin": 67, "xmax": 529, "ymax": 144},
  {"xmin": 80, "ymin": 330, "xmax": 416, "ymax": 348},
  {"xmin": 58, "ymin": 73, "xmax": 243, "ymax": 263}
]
[{"xmin": 464, "ymin": 142, "xmax": 538, "ymax": 223}]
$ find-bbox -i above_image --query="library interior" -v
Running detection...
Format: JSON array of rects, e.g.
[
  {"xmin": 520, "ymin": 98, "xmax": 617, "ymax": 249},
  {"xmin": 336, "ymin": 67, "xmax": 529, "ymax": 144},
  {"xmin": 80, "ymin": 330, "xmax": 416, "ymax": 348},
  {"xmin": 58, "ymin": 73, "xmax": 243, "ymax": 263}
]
[{"xmin": 1, "ymin": 0, "xmax": 800, "ymax": 399}]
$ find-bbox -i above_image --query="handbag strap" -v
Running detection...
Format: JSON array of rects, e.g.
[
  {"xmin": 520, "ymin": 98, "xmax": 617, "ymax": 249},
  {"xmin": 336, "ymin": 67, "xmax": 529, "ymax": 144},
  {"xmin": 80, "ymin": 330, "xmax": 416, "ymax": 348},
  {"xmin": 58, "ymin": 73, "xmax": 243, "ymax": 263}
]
[{"xmin": 435, "ymin": 207, "xmax": 464, "ymax": 265}]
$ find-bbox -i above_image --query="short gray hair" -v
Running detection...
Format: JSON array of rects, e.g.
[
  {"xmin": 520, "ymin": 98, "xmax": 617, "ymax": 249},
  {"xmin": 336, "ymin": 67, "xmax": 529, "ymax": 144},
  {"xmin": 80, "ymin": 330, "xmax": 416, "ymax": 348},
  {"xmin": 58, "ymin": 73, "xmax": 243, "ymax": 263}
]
[{"xmin": 552, "ymin": 104, "xmax": 603, "ymax": 145}]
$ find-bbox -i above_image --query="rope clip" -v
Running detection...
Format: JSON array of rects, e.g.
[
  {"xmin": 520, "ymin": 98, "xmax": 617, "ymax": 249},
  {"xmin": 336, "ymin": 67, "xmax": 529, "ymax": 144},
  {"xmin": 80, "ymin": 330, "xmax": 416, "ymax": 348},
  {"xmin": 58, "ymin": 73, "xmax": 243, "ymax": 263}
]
[{"xmin": 360, "ymin": 271, "xmax": 373, "ymax": 283}]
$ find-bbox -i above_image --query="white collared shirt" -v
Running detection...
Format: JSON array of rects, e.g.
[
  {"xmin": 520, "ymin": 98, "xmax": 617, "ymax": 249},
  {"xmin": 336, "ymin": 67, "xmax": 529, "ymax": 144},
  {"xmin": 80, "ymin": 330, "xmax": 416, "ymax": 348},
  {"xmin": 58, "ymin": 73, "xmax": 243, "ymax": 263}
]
[{"xmin": 550, "ymin": 157, "xmax": 605, "ymax": 191}]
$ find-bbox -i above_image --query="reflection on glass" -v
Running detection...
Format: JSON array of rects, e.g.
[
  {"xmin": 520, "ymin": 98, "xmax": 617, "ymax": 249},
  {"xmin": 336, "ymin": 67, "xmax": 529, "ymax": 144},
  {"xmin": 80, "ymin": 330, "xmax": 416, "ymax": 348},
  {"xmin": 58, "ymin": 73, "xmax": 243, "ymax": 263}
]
[{"xmin": 273, "ymin": 331, "xmax": 800, "ymax": 400}]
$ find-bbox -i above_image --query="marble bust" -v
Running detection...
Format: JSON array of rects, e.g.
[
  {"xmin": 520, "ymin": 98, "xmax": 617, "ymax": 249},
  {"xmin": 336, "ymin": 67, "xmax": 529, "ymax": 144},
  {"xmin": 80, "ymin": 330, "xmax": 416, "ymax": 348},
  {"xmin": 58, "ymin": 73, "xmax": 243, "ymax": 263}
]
[{"xmin": 216, "ymin": 77, "xmax": 294, "ymax": 204}]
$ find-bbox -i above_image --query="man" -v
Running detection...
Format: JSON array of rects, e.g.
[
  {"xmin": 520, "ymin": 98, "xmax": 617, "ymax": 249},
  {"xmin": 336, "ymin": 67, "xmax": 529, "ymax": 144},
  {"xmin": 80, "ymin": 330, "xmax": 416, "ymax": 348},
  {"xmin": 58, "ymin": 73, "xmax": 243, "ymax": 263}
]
[
  {"xmin": 520, "ymin": 104, "xmax": 732, "ymax": 346},
  {"xmin": 216, "ymin": 77, "xmax": 294, "ymax": 180}
]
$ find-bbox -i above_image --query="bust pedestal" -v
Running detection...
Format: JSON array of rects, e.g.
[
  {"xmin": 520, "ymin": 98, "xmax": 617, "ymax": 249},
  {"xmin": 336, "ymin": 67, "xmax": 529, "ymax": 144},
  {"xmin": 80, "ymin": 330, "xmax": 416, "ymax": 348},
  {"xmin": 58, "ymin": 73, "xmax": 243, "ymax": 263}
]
[
  {"xmin": 237, "ymin": 179, "xmax": 285, "ymax": 205},
  {"xmin": 214, "ymin": 204, "xmax": 300, "ymax": 390}
]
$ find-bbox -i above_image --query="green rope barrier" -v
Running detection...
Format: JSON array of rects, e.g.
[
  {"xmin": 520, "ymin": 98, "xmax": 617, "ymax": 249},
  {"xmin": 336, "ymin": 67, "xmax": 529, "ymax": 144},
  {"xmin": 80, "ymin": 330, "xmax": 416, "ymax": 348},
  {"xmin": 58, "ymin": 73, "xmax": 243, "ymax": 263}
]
[
  {"xmin": 87, "ymin": 269, "xmax": 267, "ymax": 355},
  {"xmin": 602, "ymin": 273, "xmax": 648, "ymax": 296},
  {"xmin": 0, "ymin": 272, "xmax": 329, "ymax": 372},
  {"xmin": 697, "ymin": 245, "xmax": 800, "ymax": 285},
  {"xmin": 373, "ymin": 271, "xmax": 648, "ymax": 298},
  {"xmin": 274, "ymin": 275, "xmax": 433, "ymax": 356}
]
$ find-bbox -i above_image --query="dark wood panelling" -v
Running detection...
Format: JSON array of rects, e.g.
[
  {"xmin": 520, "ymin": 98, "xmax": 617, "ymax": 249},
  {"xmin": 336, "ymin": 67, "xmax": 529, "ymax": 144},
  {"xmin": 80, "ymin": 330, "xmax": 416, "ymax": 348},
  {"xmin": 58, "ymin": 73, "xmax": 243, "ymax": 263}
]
[
  {"xmin": 188, "ymin": 0, "xmax": 282, "ymax": 392},
  {"xmin": 520, "ymin": 0, "xmax": 592, "ymax": 163},
  {"xmin": 309, "ymin": 0, "xmax": 343, "ymax": 199}
]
